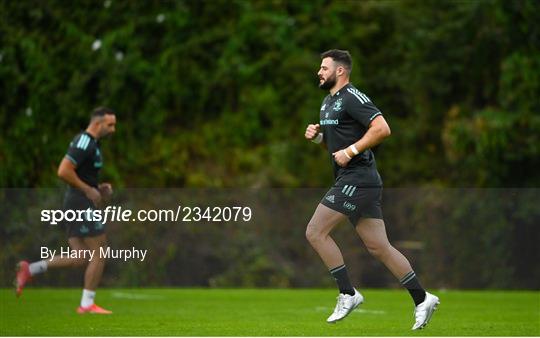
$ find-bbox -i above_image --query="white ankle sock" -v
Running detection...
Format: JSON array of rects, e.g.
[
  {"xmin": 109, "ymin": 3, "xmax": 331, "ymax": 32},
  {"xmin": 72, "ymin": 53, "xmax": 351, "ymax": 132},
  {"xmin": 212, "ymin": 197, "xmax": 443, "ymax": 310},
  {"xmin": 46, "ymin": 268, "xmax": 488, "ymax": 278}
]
[
  {"xmin": 28, "ymin": 261, "xmax": 47, "ymax": 276},
  {"xmin": 81, "ymin": 289, "xmax": 96, "ymax": 307}
]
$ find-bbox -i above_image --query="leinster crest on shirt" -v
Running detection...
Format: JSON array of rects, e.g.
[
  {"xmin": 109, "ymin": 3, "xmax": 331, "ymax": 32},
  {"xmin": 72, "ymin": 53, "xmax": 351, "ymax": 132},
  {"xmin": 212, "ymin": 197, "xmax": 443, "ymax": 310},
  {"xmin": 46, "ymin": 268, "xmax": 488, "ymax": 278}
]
[{"xmin": 333, "ymin": 98, "xmax": 343, "ymax": 111}]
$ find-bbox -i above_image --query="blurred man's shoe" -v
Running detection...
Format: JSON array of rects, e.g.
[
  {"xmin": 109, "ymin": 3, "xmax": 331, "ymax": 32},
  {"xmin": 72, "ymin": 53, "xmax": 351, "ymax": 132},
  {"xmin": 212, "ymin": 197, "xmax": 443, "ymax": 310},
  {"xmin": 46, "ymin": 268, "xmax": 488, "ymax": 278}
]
[
  {"xmin": 77, "ymin": 304, "xmax": 112, "ymax": 314},
  {"xmin": 15, "ymin": 261, "xmax": 31, "ymax": 297}
]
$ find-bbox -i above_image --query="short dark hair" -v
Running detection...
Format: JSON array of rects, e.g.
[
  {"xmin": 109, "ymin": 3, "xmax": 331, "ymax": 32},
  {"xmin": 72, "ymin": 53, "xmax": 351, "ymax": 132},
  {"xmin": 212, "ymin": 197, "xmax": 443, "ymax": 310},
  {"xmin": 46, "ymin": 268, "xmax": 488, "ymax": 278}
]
[
  {"xmin": 91, "ymin": 106, "xmax": 115, "ymax": 119},
  {"xmin": 320, "ymin": 49, "xmax": 352, "ymax": 74}
]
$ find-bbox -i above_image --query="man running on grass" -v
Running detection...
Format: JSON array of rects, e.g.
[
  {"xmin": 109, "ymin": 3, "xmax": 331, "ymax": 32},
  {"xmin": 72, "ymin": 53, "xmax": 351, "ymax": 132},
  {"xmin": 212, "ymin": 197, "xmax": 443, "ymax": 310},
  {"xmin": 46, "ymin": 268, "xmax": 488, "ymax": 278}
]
[
  {"xmin": 16, "ymin": 107, "xmax": 117, "ymax": 314},
  {"xmin": 304, "ymin": 49, "xmax": 439, "ymax": 330}
]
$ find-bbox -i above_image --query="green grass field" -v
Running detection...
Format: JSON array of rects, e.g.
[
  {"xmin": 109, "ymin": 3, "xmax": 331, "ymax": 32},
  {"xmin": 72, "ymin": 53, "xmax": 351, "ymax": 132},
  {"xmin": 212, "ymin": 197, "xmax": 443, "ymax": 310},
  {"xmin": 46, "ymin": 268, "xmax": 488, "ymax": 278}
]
[{"xmin": 1, "ymin": 288, "xmax": 538, "ymax": 336}]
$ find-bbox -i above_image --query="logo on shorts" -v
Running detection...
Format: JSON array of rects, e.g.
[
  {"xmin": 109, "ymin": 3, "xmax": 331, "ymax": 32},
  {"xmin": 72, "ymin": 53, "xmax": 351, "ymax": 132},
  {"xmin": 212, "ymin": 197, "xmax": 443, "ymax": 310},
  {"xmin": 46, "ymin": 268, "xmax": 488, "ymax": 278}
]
[
  {"xmin": 341, "ymin": 185, "xmax": 356, "ymax": 197},
  {"xmin": 343, "ymin": 201, "xmax": 357, "ymax": 211},
  {"xmin": 325, "ymin": 195, "xmax": 335, "ymax": 203}
]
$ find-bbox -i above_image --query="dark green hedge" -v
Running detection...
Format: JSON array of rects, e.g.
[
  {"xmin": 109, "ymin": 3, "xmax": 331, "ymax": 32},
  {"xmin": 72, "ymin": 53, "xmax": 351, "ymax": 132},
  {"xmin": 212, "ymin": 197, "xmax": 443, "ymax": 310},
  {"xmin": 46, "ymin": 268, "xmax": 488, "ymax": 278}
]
[{"xmin": 1, "ymin": 0, "xmax": 538, "ymax": 188}]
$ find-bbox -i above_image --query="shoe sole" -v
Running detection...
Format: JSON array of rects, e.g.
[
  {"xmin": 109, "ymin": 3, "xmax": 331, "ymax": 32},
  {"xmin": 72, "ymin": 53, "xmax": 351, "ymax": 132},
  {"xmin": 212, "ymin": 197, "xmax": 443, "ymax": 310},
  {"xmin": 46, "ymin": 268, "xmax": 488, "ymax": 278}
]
[
  {"xmin": 414, "ymin": 300, "xmax": 440, "ymax": 330},
  {"xmin": 327, "ymin": 298, "xmax": 364, "ymax": 324}
]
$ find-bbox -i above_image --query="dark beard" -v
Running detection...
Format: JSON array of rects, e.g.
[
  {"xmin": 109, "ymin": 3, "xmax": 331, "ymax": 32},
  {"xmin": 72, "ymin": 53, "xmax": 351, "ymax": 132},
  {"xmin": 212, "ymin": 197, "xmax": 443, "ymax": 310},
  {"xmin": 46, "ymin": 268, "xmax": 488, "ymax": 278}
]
[{"xmin": 319, "ymin": 75, "xmax": 336, "ymax": 90}]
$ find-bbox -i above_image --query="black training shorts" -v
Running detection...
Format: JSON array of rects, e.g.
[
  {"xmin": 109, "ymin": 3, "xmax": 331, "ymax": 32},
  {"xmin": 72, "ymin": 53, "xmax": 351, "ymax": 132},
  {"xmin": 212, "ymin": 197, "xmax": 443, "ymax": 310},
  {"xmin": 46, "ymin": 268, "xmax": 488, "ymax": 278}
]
[
  {"xmin": 320, "ymin": 183, "xmax": 383, "ymax": 226},
  {"xmin": 62, "ymin": 192, "xmax": 105, "ymax": 238}
]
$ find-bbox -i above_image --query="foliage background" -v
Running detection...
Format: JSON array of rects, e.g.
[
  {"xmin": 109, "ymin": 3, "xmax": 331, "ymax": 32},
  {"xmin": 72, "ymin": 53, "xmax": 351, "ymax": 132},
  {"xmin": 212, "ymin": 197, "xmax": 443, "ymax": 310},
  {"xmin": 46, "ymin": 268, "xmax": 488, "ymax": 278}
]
[{"xmin": 1, "ymin": 0, "xmax": 538, "ymax": 289}]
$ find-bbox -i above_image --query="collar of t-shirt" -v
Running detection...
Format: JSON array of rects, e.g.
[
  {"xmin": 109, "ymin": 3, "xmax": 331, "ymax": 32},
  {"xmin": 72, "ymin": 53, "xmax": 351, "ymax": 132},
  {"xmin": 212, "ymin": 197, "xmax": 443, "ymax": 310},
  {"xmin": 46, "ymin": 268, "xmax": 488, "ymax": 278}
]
[{"xmin": 330, "ymin": 83, "xmax": 352, "ymax": 98}]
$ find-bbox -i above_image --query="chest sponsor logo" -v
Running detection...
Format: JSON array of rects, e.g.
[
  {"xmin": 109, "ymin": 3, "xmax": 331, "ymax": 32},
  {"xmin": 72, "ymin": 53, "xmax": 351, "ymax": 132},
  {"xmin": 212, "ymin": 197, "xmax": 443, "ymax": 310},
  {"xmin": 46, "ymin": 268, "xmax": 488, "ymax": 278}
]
[{"xmin": 320, "ymin": 119, "xmax": 339, "ymax": 125}]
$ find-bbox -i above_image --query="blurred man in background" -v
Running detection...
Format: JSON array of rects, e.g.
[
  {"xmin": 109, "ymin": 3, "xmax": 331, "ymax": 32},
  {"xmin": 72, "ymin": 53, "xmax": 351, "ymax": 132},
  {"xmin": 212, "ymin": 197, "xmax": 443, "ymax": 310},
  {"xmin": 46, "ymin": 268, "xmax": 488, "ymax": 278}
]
[
  {"xmin": 15, "ymin": 107, "xmax": 116, "ymax": 314},
  {"xmin": 305, "ymin": 49, "xmax": 439, "ymax": 330}
]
